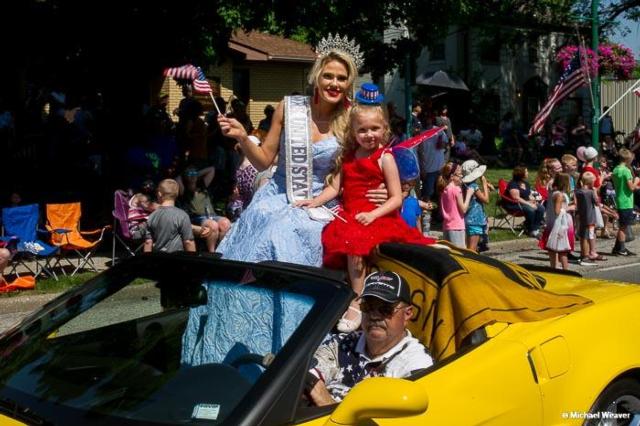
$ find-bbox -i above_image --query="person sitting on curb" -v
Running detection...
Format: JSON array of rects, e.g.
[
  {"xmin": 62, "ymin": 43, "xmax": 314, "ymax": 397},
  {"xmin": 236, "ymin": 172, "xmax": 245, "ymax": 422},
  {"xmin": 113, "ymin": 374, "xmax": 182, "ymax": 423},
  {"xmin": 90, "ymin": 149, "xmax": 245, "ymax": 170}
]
[
  {"xmin": 305, "ymin": 271, "xmax": 433, "ymax": 406},
  {"xmin": 177, "ymin": 166, "xmax": 232, "ymax": 253}
]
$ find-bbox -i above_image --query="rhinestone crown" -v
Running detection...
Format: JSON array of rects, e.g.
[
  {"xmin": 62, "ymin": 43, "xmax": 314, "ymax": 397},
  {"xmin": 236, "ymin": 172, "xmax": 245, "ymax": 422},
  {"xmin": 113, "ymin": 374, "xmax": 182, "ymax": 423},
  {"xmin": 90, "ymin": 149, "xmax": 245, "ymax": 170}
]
[{"xmin": 316, "ymin": 34, "xmax": 364, "ymax": 70}]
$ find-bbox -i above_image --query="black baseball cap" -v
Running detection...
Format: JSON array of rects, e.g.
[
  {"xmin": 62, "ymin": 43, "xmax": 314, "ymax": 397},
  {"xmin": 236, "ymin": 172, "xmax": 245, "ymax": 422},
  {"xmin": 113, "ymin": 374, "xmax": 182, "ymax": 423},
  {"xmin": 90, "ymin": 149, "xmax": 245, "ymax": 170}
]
[{"xmin": 360, "ymin": 271, "xmax": 411, "ymax": 304}]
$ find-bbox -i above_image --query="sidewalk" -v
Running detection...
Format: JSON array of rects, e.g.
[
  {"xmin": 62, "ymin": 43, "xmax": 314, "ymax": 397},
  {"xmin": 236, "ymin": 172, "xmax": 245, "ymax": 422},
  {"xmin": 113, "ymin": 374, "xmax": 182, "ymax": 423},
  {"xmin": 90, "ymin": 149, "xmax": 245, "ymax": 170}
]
[{"xmin": 7, "ymin": 224, "xmax": 640, "ymax": 286}]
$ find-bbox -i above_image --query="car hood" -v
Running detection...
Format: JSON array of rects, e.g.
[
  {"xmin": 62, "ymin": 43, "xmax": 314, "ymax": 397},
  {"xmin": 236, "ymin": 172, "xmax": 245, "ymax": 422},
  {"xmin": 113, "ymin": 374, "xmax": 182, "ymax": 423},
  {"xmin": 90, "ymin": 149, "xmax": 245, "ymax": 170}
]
[{"xmin": 538, "ymin": 272, "xmax": 640, "ymax": 304}]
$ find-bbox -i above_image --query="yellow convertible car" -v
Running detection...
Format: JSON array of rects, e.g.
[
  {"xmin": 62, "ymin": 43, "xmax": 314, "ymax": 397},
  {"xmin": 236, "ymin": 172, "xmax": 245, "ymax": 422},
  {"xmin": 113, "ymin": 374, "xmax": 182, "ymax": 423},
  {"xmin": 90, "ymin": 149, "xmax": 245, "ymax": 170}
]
[{"xmin": 0, "ymin": 243, "xmax": 639, "ymax": 425}]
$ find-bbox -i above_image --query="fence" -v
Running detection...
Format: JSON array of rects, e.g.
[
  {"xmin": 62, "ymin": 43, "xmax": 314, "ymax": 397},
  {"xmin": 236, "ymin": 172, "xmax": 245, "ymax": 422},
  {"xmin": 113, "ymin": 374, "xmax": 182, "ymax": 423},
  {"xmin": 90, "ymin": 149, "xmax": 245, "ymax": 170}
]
[{"xmin": 600, "ymin": 78, "xmax": 640, "ymax": 135}]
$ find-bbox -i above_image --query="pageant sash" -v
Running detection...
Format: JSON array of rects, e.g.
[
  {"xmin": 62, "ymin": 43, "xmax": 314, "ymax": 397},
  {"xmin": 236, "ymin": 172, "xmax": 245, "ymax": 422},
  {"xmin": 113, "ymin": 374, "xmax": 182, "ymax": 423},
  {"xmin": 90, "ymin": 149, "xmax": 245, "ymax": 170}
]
[{"xmin": 284, "ymin": 96, "xmax": 313, "ymax": 203}]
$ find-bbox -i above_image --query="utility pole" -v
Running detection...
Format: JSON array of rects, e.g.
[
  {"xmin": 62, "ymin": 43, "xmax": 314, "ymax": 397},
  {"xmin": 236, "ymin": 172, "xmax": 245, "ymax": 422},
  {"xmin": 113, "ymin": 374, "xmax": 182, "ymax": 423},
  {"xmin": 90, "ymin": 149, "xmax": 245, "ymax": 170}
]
[
  {"xmin": 403, "ymin": 25, "xmax": 413, "ymax": 139},
  {"xmin": 591, "ymin": 0, "xmax": 600, "ymax": 150}
]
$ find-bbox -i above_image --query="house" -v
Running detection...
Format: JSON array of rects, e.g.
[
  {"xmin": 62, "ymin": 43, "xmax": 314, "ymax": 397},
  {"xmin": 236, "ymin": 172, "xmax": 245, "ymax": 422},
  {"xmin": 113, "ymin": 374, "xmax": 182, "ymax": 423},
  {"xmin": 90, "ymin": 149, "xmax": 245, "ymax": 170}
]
[{"xmin": 162, "ymin": 31, "xmax": 317, "ymax": 126}]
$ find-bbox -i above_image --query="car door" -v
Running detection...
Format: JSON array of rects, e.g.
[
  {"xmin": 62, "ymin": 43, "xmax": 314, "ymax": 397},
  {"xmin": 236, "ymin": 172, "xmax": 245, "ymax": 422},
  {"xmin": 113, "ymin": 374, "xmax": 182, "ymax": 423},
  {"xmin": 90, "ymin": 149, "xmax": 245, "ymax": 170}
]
[{"xmin": 382, "ymin": 337, "xmax": 543, "ymax": 426}]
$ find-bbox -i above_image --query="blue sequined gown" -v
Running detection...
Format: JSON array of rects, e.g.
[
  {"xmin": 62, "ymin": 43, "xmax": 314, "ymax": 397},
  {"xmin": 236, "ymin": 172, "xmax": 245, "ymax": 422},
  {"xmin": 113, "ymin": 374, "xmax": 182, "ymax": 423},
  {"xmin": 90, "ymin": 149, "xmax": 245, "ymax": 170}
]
[{"xmin": 217, "ymin": 135, "xmax": 339, "ymax": 266}]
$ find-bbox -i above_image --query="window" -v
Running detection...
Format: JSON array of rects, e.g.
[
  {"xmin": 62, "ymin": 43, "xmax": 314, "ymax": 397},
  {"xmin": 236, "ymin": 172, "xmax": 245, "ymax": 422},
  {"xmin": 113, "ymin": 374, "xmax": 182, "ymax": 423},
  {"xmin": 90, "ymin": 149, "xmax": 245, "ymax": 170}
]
[
  {"xmin": 233, "ymin": 68, "xmax": 250, "ymax": 105},
  {"xmin": 480, "ymin": 39, "xmax": 500, "ymax": 63}
]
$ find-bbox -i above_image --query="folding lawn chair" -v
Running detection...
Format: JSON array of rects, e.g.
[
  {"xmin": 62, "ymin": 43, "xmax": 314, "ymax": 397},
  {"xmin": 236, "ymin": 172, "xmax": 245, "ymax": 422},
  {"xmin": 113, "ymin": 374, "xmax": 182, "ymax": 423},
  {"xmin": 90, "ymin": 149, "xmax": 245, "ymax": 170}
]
[
  {"xmin": 1, "ymin": 204, "xmax": 59, "ymax": 279},
  {"xmin": 45, "ymin": 202, "xmax": 110, "ymax": 276},
  {"xmin": 112, "ymin": 190, "xmax": 145, "ymax": 265},
  {"xmin": 491, "ymin": 179, "xmax": 525, "ymax": 236}
]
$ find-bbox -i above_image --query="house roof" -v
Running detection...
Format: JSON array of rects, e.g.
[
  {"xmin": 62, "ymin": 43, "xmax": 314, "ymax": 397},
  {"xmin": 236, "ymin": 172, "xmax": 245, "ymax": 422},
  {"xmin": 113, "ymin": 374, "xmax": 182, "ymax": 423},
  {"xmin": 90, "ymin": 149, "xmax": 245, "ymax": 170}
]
[{"xmin": 229, "ymin": 31, "xmax": 317, "ymax": 63}]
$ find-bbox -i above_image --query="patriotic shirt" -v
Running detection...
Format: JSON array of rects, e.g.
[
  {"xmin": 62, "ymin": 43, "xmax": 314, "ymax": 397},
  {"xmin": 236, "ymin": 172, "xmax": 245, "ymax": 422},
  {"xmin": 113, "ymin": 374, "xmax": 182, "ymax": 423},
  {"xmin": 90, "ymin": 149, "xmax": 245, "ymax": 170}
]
[{"xmin": 310, "ymin": 330, "xmax": 433, "ymax": 402}]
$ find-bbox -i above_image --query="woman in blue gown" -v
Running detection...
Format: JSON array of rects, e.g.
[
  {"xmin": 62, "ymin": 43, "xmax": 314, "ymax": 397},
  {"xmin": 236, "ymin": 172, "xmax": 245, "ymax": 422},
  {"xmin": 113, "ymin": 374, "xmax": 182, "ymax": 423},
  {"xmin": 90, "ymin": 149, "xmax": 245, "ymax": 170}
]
[{"xmin": 218, "ymin": 49, "xmax": 385, "ymax": 267}]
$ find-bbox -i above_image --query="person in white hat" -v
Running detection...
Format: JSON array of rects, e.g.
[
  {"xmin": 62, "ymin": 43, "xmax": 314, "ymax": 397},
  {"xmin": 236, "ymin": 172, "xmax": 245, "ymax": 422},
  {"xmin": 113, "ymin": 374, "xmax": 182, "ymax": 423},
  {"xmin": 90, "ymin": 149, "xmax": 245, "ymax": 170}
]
[{"xmin": 461, "ymin": 160, "xmax": 492, "ymax": 252}]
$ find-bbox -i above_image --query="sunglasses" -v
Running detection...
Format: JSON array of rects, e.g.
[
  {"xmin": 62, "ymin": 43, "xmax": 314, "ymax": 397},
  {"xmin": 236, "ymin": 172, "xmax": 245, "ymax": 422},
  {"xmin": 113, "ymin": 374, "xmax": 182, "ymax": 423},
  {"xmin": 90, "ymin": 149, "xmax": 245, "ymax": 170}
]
[{"xmin": 360, "ymin": 301, "xmax": 405, "ymax": 318}]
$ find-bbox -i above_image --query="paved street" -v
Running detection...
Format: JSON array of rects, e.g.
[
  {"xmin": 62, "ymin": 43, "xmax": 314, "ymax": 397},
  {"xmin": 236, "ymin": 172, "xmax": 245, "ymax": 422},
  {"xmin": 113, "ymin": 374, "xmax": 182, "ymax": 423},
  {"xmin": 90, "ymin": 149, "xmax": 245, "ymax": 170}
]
[{"xmin": 487, "ymin": 230, "xmax": 640, "ymax": 283}]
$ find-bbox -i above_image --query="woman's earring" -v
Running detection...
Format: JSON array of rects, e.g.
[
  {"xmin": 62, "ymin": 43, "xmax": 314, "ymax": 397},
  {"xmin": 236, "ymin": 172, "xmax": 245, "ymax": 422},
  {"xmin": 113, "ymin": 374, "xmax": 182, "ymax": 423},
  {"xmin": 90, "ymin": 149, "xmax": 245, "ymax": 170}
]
[{"xmin": 314, "ymin": 88, "xmax": 319, "ymax": 104}]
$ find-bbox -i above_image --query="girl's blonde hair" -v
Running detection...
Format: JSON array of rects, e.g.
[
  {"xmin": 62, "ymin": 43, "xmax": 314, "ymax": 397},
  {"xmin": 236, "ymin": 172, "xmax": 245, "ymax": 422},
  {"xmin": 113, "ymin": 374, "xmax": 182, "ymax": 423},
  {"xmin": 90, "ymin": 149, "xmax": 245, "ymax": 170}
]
[
  {"xmin": 536, "ymin": 158, "xmax": 554, "ymax": 187},
  {"xmin": 307, "ymin": 50, "xmax": 358, "ymax": 144},
  {"xmin": 327, "ymin": 103, "xmax": 390, "ymax": 185}
]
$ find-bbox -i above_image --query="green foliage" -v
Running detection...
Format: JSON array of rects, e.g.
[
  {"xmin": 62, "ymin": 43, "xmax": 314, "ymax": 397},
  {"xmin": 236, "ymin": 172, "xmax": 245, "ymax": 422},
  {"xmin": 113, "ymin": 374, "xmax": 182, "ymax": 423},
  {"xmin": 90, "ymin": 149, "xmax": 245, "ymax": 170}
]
[{"xmin": 10, "ymin": 0, "xmax": 638, "ymax": 92}]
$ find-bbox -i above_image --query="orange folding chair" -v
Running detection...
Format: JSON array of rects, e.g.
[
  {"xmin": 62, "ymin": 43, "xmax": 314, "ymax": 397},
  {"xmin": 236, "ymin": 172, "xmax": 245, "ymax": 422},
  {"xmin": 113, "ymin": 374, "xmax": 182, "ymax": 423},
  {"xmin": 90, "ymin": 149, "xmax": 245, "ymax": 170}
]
[{"xmin": 45, "ymin": 202, "xmax": 110, "ymax": 275}]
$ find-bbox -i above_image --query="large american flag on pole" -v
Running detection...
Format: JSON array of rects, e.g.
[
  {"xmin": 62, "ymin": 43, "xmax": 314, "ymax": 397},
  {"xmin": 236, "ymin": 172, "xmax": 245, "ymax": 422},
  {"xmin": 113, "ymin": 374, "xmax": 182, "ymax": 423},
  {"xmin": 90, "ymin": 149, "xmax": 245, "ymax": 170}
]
[{"xmin": 528, "ymin": 53, "xmax": 588, "ymax": 136}]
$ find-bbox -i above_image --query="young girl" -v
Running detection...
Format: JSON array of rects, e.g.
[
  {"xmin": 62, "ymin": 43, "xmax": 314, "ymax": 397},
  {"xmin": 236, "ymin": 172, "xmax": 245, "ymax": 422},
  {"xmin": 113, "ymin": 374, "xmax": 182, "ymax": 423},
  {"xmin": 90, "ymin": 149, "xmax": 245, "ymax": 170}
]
[
  {"xmin": 539, "ymin": 173, "xmax": 575, "ymax": 270},
  {"xmin": 437, "ymin": 162, "xmax": 473, "ymax": 248},
  {"xmin": 461, "ymin": 160, "xmax": 492, "ymax": 252},
  {"xmin": 296, "ymin": 84, "xmax": 433, "ymax": 332}
]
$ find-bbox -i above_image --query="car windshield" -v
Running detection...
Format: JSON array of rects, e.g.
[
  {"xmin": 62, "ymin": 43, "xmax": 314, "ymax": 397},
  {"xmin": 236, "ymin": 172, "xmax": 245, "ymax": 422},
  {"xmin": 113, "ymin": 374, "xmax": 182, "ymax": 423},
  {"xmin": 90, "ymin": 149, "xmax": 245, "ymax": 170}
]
[{"xmin": 0, "ymin": 257, "xmax": 338, "ymax": 425}]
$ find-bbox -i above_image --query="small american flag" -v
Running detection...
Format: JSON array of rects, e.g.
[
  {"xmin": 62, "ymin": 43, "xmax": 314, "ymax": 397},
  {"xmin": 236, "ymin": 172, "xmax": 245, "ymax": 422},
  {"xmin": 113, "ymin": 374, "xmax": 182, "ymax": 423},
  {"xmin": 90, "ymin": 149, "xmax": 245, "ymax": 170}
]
[
  {"xmin": 163, "ymin": 64, "xmax": 199, "ymax": 80},
  {"xmin": 529, "ymin": 53, "xmax": 588, "ymax": 136},
  {"xmin": 193, "ymin": 68, "xmax": 213, "ymax": 94},
  {"xmin": 634, "ymin": 87, "xmax": 640, "ymax": 98}
]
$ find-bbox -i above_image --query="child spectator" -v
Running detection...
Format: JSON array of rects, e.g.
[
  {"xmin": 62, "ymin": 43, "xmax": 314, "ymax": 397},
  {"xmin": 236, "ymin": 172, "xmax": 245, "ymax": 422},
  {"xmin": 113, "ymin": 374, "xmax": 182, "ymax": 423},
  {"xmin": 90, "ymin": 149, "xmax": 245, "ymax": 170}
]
[
  {"xmin": 575, "ymin": 172, "xmax": 606, "ymax": 265},
  {"xmin": 535, "ymin": 158, "xmax": 560, "ymax": 203},
  {"xmin": 611, "ymin": 148, "xmax": 640, "ymax": 256},
  {"xmin": 461, "ymin": 160, "xmax": 492, "ymax": 252},
  {"xmin": 437, "ymin": 162, "xmax": 473, "ymax": 248},
  {"xmin": 597, "ymin": 154, "xmax": 619, "ymax": 239},
  {"xmin": 127, "ymin": 193, "xmax": 153, "ymax": 239},
  {"xmin": 177, "ymin": 165, "xmax": 231, "ymax": 252},
  {"xmin": 143, "ymin": 179, "xmax": 195, "ymax": 253},
  {"xmin": 400, "ymin": 179, "xmax": 435, "ymax": 231},
  {"xmin": 539, "ymin": 173, "xmax": 574, "ymax": 270},
  {"xmin": 561, "ymin": 154, "xmax": 579, "ymax": 191}
]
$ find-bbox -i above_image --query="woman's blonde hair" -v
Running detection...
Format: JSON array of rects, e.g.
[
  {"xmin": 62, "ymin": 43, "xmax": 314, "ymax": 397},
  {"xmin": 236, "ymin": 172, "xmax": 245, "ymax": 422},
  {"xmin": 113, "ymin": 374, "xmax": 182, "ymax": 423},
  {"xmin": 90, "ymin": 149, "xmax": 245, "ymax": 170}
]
[
  {"xmin": 308, "ymin": 50, "xmax": 358, "ymax": 143},
  {"xmin": 327, "ymin": 103, "xmax": 390, "ymax": 185}
]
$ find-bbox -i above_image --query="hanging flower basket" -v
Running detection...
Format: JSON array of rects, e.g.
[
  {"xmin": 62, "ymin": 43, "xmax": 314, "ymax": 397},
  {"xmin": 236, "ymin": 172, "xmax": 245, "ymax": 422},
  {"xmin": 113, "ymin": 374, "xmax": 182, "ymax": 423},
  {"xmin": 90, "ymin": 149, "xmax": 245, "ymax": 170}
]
[{"xmin": 556, "ymin": 43, "xmax": 636, "ymax": 80}]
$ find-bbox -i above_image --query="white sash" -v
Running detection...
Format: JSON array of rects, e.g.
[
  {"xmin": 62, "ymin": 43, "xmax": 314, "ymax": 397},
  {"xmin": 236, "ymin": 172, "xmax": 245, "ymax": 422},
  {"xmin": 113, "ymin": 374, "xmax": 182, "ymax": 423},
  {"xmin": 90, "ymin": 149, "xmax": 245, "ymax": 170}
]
[{"xmin": 284, "ymin": 96, "xmax": 313, "ymax": 203}]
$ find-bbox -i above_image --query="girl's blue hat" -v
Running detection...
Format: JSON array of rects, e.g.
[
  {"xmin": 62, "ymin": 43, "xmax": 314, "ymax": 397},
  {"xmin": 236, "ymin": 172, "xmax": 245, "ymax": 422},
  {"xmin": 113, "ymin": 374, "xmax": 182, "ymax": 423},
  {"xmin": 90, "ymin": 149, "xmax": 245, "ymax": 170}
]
[{"xmin": 355, "ymin": 83, "xmax": 384, "ymax": 105}]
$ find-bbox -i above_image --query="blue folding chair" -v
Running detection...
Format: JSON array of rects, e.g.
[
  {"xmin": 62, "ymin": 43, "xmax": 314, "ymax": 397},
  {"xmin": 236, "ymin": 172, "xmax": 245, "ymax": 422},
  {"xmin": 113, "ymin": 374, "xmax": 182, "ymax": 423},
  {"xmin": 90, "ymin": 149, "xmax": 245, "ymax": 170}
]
[{"xmin": 1, "ymin": 204, "xmax": 59, "ymax": 279}]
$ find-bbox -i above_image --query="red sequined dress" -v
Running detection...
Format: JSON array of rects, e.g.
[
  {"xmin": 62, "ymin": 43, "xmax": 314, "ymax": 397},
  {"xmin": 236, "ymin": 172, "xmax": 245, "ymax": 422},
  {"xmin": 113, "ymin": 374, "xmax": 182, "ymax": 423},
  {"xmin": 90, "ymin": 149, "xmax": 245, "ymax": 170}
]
[{"xmin": 322, "ymin": 147, "xmax": 435, "ymax": 269}]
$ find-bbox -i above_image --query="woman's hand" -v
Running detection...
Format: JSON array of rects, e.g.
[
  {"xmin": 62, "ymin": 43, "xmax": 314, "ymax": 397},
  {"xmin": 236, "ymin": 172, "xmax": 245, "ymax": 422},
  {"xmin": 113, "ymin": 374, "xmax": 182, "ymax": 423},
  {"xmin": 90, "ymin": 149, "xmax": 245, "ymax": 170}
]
[
  {"xmin": 365, "ymin": 183, "xmax": 389, "ymax": 206},
  {"xmin": 218, "ymin": 115, "xmax": 248, "ymax": 141},
  {"xmin": 294, "ymin": 199, "xmax": 319, "ymax": 208},
  {"xmin": 355, "ymin": 212, "xmax": 376, "ymax": 226}
]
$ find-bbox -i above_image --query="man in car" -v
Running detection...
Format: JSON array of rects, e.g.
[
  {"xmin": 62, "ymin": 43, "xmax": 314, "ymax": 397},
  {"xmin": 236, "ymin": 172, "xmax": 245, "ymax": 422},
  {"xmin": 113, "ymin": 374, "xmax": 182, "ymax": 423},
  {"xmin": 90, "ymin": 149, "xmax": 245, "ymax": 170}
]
[{"xmin": 306, "ymin": 271, "xmax": 433, "ymax": 406}]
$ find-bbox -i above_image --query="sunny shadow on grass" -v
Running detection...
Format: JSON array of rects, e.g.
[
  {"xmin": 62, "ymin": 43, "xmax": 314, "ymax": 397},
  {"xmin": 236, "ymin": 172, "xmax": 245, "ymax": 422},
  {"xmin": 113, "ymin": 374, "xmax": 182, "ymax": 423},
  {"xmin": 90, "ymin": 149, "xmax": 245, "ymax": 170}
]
[{"xmin": 0, "ymin": 272, "xmax": 153, "ymax": 298}]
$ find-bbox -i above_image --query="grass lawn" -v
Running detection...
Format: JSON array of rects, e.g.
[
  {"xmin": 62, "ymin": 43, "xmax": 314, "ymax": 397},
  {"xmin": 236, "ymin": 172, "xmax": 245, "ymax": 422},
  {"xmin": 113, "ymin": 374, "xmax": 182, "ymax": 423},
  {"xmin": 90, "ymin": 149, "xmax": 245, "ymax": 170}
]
[
  {"xmin": 484, "ymin": 167, "xmax": 538, "ymax": 239},
  {"xmin": 0, "ymin": 272, "xmax": 97, "ymax": 298},
  {"xmin": 484, "ymin": 167, "xmax": 538, "ymax": 210},
  {"xmin": 0, "ymin": 272, "xmax": 156, "ymax": 298}
]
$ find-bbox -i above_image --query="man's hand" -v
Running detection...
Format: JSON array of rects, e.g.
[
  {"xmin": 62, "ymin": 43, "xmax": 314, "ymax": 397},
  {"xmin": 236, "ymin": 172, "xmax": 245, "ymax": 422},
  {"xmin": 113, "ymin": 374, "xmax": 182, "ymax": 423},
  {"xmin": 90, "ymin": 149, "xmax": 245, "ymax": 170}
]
[
  {"xmin": 308, "ymin": 380, "xmax": 336, "ymax": 407},
  {"xmin": 365, "ymin": 183, "xmax": 388, "ymax": 206}
]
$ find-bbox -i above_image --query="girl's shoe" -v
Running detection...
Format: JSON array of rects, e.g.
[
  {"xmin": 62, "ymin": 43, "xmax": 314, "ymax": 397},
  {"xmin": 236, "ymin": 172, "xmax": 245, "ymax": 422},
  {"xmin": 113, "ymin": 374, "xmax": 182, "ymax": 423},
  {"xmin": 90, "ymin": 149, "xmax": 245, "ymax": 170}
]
[{"xmin": 337, "ymin": 305, "xmax": 362, "ymax": 333}]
